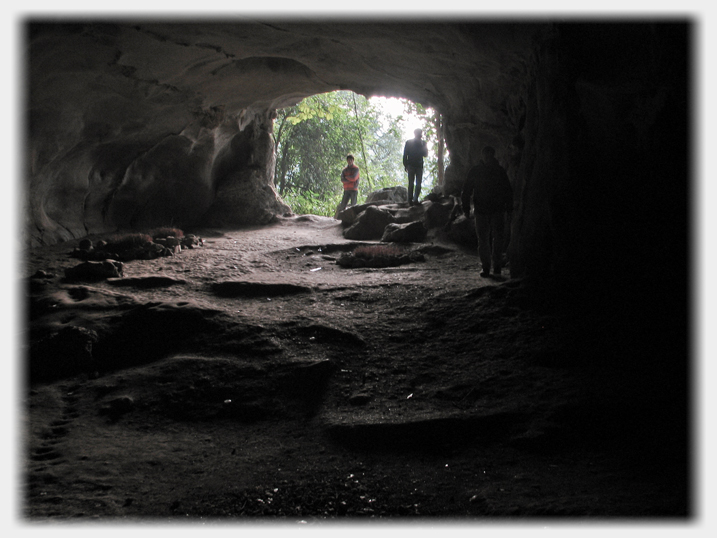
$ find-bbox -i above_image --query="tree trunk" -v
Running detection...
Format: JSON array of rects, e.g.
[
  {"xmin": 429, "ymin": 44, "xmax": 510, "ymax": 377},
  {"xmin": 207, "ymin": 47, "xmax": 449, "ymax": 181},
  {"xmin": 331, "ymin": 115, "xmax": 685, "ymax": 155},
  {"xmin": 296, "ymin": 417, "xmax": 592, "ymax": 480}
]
[
  {"xmin": 277, "ymin": 141, "xmax": 291, "ymax": 196},
  {"xmin": 351, "ymin": 93, "xmax": 374, "ymax": 191},
  {"xmin": 434, "ymin": 111, "xmax": 445, "ymax": 190}
]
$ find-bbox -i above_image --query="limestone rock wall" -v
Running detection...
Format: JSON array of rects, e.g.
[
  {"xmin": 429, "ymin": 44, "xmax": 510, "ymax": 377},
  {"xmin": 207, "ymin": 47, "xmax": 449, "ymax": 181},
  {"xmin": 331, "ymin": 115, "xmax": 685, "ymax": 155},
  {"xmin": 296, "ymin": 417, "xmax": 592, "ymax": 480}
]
[{"xmin": 201, "ymin": 110, "xmax": 291, "ymax": 227}]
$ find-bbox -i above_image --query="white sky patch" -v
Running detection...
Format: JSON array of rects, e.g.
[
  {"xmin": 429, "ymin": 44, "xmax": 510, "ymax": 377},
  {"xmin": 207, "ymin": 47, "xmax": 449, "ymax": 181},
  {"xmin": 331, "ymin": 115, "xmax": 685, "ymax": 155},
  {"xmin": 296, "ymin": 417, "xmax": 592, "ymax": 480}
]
[{"xmin": 370, "ymin": 96, "xmax": 430, "ymax": 143}]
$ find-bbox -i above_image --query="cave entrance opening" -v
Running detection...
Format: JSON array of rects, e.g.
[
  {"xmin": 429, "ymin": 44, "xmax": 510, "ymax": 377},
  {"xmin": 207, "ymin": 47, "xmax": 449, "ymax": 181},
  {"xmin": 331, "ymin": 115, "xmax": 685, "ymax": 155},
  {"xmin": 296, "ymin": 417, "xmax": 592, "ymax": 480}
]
[{"xmin": 272, "ymin": 90, "xmax": 448, "ymax": 217}]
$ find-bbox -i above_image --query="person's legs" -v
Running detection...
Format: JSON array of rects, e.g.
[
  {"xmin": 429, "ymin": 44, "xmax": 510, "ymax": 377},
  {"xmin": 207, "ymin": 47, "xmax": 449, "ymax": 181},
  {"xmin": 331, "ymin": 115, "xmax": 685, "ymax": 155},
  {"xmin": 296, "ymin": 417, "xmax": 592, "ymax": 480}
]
[
  {"xmin": 414, "ymin": 168, "xmax": 423, "ymax": 203},
  {"xmin": 337, "ymin": 190, "xmax": 353, "ymax": 213},
  {"xmin": 348, "ymin": 189, "xmax": 358, "ymax": 207},
  {"xmin": 490, "ymin": 212, "xmax": 505, "ymax": 273},
  {"xmin": 475, "ymin": 213, "xmax": 491, "ymax": 275},
  {"xmin": 407, "ymin": 169, "xmax": 416, "ymax": 204}
]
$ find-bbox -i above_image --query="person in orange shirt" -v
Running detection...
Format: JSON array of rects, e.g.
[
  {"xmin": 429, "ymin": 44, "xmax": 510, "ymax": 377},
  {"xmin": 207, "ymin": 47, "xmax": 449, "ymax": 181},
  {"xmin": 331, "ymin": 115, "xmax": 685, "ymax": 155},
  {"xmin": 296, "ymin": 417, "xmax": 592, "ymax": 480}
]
[{"xmin": 337, "ymin": 154, "xmax": 360, "ymax": 214}]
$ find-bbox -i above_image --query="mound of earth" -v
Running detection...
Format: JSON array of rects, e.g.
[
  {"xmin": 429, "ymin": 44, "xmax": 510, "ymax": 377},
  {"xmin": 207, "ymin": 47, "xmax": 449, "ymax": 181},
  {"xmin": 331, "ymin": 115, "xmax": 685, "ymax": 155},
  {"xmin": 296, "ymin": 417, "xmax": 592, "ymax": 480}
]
[{"xmin": 22, "ymin": 215, "xmax": 687, "ymax": 521}]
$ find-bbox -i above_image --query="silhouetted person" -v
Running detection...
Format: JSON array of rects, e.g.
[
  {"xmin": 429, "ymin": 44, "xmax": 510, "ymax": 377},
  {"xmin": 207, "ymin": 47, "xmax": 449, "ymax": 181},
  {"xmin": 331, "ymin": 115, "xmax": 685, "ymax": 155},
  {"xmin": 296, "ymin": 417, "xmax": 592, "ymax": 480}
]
[
  {"xmin": 461, "ymin": 145, "xmax": 513, "ymax": 277},
  {"xmin": 336, "ymin": 154, "xmax": 360, "ymax": 215},
  {"xmin": 403, "ymin": 128, "xmax": 428, "ymax": 205}
]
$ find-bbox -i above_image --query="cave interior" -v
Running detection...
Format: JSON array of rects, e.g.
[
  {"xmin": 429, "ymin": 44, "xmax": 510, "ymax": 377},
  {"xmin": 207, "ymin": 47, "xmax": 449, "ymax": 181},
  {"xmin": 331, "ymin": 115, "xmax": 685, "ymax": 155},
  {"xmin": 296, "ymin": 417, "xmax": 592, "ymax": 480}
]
[{"xmin": 22, "ymin": 19, "xmax": 692, "ymax": 519}]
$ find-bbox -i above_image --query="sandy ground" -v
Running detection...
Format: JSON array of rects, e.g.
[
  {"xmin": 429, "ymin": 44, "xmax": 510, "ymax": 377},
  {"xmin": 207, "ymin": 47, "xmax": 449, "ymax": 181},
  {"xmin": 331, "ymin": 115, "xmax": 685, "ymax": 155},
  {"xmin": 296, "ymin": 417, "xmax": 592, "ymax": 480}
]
[{"xmin": 21, "ymin": 215, "xmax": 688, "ymax": 522}]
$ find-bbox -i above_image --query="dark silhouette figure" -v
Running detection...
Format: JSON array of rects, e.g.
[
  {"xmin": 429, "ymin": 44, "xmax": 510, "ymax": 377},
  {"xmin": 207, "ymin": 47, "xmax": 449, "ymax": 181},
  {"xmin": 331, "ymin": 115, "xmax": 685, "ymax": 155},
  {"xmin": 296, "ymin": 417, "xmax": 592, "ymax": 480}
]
[
  {"xmin": 461, "ymin": 146, "xmax": 513, "ymax": 277},
  {"xmin": 402, "ymin": 129, "xmax": 428, "ymax": 205}
]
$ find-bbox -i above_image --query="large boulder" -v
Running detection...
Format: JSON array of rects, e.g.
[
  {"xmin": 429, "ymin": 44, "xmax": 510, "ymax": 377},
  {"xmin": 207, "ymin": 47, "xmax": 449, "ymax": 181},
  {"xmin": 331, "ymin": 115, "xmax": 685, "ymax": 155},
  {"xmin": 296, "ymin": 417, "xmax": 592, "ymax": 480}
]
[
  {"xmin": 381, "ymin": 221, "xmax": 427, "ymax": 243},
  {"xmin": 446, "ymin": 214, "xmax": 477, "ymax": 248},
  {"xmin": 365, "ymin": 186, "xmax": 408, "ymax": 204},
  {"xmin": 390, "ymin": 203, "xmax": 425, "ymax": 224},
  {"xmin": 343, "ymin": 206, "xmax": 395, "ymax": 240},
  {"xmin": 423, "ymin": 197, "xmax": 458, "ymax": 229},
  {"xmin": 29, "ymin": 326, "xmax": 99, "ymax": 381},
  {"xmin": 336, "ymin": 202, "xmax": 378, "ymax": 227},
  {"xmin": 64, "ymin": 260, "xmax": 124, "ymax": 281}
]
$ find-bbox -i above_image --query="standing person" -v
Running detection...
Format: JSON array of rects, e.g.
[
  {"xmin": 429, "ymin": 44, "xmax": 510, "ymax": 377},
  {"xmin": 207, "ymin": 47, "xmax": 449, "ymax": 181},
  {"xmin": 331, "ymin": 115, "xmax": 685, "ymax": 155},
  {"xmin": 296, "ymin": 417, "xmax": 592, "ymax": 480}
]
[
  {"xmin": 403, "ymin": 128, "xmax": 428, "ymax": 206},
  {"xmin": 461, "ymin": 145, "xmax": 513, "ymax": 277},
  {"xmin": 336, "ymin": 154, "xmax": 360, "ymax": 215}
]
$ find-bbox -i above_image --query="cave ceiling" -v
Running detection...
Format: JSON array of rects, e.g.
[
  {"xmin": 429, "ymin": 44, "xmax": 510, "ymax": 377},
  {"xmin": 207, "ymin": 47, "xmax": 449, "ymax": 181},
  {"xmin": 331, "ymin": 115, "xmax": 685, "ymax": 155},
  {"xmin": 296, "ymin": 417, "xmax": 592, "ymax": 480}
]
[{"xmin": 29, "ymin": 20, "xmax": 544, "ymax": 136}]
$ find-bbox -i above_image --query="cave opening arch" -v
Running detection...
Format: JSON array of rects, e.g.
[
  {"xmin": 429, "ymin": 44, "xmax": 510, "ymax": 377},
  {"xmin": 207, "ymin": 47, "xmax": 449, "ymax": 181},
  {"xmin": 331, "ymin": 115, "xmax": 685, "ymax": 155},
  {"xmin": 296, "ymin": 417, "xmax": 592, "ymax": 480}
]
[
  {"xmin": 270, "ymin": 90, "xmax": 449, "ymax": 217},
  {"xmin": 26, "ymin": 20, "xmax": 535, "ymax": 248}
]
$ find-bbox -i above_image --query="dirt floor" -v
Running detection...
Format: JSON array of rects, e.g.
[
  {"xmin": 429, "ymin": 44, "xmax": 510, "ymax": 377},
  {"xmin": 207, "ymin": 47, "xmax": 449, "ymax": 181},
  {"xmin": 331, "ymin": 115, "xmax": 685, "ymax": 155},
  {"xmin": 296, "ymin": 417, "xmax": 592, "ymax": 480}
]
[{"xmin": 20, "ymin": 214, "xmax": 690, "ymax": 523}]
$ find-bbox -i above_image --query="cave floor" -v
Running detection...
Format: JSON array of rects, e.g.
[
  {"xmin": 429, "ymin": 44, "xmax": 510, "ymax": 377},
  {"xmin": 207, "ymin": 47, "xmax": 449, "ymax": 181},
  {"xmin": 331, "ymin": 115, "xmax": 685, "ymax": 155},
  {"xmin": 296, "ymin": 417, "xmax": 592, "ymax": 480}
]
[{"xmin": 22, "ymin": 215, "xmax": 689, "ymax": 522}]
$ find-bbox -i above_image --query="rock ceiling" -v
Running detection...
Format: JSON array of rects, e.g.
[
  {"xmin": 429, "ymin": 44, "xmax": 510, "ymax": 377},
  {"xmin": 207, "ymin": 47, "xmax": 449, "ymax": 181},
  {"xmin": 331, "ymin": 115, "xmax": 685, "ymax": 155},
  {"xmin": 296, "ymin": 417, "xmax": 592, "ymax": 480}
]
[{"xmin": 30, "ymin": 21, "xmax": 541, "ymax": 119}]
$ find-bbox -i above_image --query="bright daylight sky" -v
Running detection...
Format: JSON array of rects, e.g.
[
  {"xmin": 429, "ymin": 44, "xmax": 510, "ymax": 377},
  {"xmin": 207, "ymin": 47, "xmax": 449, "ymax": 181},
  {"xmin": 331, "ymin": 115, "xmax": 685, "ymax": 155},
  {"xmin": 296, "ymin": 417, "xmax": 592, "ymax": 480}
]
[{"xmin": 370, "ymin": 96, "xmax": 430, "ymax": 143}]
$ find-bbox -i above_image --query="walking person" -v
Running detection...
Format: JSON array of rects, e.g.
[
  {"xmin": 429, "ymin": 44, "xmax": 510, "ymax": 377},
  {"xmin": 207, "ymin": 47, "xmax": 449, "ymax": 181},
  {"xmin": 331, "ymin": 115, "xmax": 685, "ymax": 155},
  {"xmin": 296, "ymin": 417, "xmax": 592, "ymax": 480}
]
[
  {"xmin": 402, "ymin": 128, "xmax": 428, "ymax": 205},
  {"xmin": 461, "ymin": 145, "xmax": 513, "ymax": 277},
  {"xmin": 336, "ymin": 154, "xmax": 360, "ymax": 216}
]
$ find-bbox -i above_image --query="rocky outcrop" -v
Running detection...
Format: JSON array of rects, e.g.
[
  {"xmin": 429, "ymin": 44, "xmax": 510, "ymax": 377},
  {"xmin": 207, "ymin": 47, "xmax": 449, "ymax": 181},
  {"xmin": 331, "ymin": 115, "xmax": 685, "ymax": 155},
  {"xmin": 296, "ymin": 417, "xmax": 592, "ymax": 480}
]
[
  {"xmin": 339, "ymin": 194, "xmax": 463, "ymax": 245},
  {"xmin": 343, "ymin": 205, "xmax": 395, "ymax": 240},
  {"xmin": 381, "ymin": 221, "xmax": 427, "ymax": 243},
  {"xmin": 447, "ymin": 215, "xmax": 478, "ymax": 248},
  {"xmin": 365, "ymin": 186, "xmax": 408, "ymax": 205},
  {"xmin": 199, "ymin": 111, "xmax": 291, "ymax": 227},
  {"xmin": 64, "ymin": 260, "xmax": 124, "ymax": 281}
]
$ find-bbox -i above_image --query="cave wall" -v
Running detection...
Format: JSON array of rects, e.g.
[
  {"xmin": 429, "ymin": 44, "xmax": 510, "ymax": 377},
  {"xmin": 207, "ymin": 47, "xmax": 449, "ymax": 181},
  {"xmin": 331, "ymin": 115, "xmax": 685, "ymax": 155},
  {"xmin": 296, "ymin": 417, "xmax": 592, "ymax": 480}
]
[
  {"xmin": 509, "ymin": 22, "xmax": 690, "ymax": 416},
  {"xmin": 511, "ymin": 22, "xmax": 690, "ymax": 305},
  {"xmin": 201, "ymin": 109, "xmax": 291, "ymax": 227},
  {"xmin": 26, "ymin": 22, "xmax": 334, "ymax": 246}
]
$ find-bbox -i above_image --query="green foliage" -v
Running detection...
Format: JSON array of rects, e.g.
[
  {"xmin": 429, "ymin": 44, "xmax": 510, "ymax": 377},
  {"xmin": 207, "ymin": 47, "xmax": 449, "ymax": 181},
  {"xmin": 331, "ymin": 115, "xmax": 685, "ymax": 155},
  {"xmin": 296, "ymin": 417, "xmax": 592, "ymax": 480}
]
[
  {"xmin": 281, "ymin": 189, "xmax": 343, "ymax": 218},
  {"xmin": 274, "ymin": 92, "xmax": 404, "ymax": 211},
  {"xmin": 273, "ymin": 91, "xmax": 448, "ymax": 215},
  {"xmin": 286, "ymin": 100, "xmax": 340, "ymax": 124},
  {"xmin": 274, "ymin": 92, "xmax": 360, "ymax": 201}
]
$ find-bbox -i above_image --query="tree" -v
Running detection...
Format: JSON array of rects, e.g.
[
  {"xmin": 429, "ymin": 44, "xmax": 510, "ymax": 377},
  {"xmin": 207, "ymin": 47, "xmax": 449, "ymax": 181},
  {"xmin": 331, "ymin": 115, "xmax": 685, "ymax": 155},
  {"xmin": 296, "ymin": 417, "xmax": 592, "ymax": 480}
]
[{"xmin": 351, "ymin": 92, "xmax": 373, "ymax": 191}]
